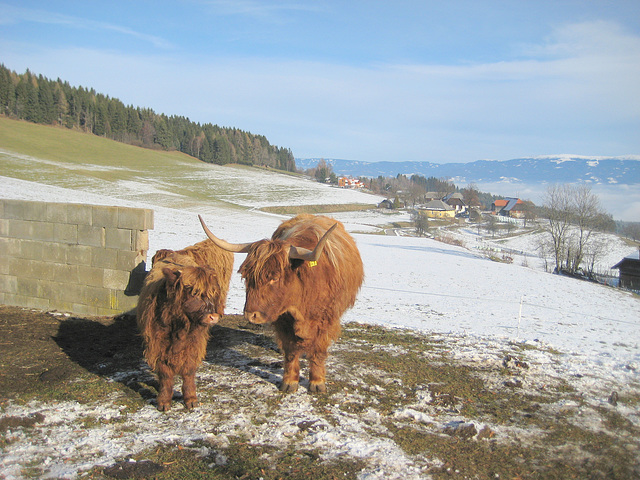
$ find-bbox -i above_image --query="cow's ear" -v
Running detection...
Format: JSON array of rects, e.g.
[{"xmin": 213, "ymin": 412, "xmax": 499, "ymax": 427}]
[{"xmin": 162, "ymin": 267, "xmax": 181, "ymax": 287}]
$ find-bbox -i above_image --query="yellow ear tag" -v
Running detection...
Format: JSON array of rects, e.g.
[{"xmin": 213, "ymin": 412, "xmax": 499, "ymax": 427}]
[{"xmin": 308, "ymin": 260, "xmax": 318, "ymax": 268}]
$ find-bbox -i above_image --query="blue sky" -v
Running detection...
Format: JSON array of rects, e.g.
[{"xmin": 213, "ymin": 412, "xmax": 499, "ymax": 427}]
[{"xmin": 1, "ymin": 0, "xmax": 639, "ymax": 164}]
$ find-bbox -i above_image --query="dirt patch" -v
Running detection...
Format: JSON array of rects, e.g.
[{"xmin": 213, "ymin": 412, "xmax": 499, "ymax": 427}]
[
  {"xmin": 0, "ymin": 306, "xmax": 142, "ymax": 400},
  {"xmin": 1, "ymin": 305, "xmax": 639, "ymax": 479}
]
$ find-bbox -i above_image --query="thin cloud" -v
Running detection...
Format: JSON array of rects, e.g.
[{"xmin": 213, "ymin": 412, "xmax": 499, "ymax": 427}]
[
  {"xmin": 0, "ymin": 3, "xmax": 173, "ymax": 49},
  {"xmin": 198, "ymin": 0, "xmax": 323, "ymax": 22}
]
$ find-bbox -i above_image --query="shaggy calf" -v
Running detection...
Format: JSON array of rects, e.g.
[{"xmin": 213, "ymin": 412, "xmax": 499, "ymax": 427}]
[
  {"xmin": 136, "ymin": 240, "xmax": 233, "ymax": 410},
  {"xmin": 199, "ymin": 214, "xmax": 364, "ymax": 393}
]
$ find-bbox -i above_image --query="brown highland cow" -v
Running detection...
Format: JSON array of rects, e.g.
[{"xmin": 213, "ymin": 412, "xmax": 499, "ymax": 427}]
[
  {"xmin": 199, "ymin": 214, "xmax": 364, "ymax": 393},
  {"xmin": 136, "ymin": 240, "xmax": 233, "ymax": 411}
]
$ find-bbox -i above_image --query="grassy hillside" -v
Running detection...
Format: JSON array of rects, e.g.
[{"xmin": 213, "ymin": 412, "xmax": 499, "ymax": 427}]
[
  {"xmin": 0, "ymin": 116, "xmax": 379, "ymax": 213},
  {"xmin": 0, "ymin": 115, "xmax": 202, "ymax": 171}
]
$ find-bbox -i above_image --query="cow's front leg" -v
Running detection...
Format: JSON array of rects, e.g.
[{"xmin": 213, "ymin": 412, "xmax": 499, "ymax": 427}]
[
  {"xmin": 281, "ymin": 349, "xmax": 301, "ymax": 393},
  {"xmin": 182, "ymin": 371, "xmax": 198, "ymax": 409},
  {"xmin": 156, "ymin": 364, "xmax": 175, "ymax": 411},
  {"xmin": 308, "ymin": 349, "xmax": 328, "ymax": 393}
]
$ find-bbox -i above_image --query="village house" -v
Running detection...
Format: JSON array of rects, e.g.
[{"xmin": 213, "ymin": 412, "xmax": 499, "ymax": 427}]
[
  {"xmin": 613, "ymin": 249, "xmax": 640, "ymax": 291},
  {"xmin": 443, "ymin": 192, "xmax": 467, "ymax": 214},
  {"xmin": 424, "ymin": 191, "xmax": 447, "ymax": 202},
  {"xmin": 378, "ymin": 199, "xmax": 394, "ymax": 209},
  {"xmin": 338, "ymin": 176, "xmax": 365, "ymax": 189},
  {"xmin": 418, "ymin": 200, "xmax": 456, "ymax": 219},
  {"xmin": 492, "ymin": 197, "xmax": 526, "ymax": 218}
]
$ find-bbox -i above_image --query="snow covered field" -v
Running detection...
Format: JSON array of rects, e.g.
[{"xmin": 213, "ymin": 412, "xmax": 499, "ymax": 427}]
[
  {"xmin": 2, "ymin": 172, "xmax": 637, "ymax": 380},
  {"xmin": 1, "ymin": 164, "xmax": 639, "ymax": 479}
]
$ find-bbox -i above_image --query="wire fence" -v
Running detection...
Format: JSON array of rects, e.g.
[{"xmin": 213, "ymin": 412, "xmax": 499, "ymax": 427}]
[{"xmin": 362, "ymin": 285, "xmax": 638, "ymax": 328}]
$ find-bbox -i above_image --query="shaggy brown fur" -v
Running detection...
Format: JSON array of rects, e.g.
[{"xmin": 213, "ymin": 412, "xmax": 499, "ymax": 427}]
[
  {"xmin": 136, "ymin": 240, "xmax": 233, "ymax": 411},
  {"xmin": 238, "ymin": 214, "xmax": 364, "ymax": 393}
]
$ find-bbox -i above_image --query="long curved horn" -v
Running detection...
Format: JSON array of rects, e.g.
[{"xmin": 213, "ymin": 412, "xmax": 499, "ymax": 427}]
[
  {"xmin": 289, "ymin": 223, "xmax": 338, "ymax": 262},
  {"xmin": 198, "ymin": 215, "xmax": 254, "ymax": 253}
]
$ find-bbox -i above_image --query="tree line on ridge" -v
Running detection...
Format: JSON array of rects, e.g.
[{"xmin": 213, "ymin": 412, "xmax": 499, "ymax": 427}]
[{"xmin": 0, "ymin": 64, "xmax": 295, "ymax": 171}]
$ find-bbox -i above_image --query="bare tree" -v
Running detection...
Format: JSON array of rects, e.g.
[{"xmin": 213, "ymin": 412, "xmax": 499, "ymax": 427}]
[
  {"xmin": 567, "ymin": 184, "xmax": 602, "ymax": 273},
  {"xmin": 541, "ymin": 184, "xmax": 608, "ymax": 274},
  {"xmin": 412, "ymin": 211, "xmax": 429, "ymax": 236},
  {"xmin": 542, "ymin": 184, "xmax": 573, "ymax": 273}
]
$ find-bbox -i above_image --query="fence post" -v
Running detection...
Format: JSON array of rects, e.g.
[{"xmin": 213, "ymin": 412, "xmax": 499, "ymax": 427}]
[{"xmin": 517, "ymin": 296, "xmax": 524, "ymax": 338}]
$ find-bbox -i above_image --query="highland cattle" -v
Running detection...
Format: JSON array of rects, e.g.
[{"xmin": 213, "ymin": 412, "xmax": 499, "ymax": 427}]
[
  {"xmin": 136, "ymin": 240, "xmax": 233, "ymax": 410},
  {"xmin": 199, "ymin": 214, "xmax": 363, "ymax": 393}
]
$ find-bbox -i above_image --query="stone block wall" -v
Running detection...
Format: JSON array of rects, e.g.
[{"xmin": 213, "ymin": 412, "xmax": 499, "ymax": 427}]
[{"xmin": 0, "ymin": 199, "xmax": 153, "ymax": 316}]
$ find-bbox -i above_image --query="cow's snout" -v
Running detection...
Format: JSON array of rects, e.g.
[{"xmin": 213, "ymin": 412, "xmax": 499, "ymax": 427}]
[
  {"xmin": 245, "ymin": 311, "xmax": 269, "ymax": 324},
  {"xmin": 203, "ymin": 313, "xmax": 220, "ymax": 325}
]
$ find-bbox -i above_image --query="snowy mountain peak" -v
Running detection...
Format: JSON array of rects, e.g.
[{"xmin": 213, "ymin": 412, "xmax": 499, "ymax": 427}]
[{"xmin": 296, "ymin": 156, "xmax": 640, "ymax": 185}]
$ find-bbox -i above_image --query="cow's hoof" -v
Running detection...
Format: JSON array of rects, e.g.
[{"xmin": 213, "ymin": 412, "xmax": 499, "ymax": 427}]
[
  {"xmin": 156, "ymin": 401, "xmax": 171, "ymax": 412},
  {"xmin": 280, "ymin": 381, "xmax": 299, "ymax": 393},
  {"xmin": 184, "ymin": 398, "xmax": 198, "ymax": 410},
  {"xmin": 309, "ymin": 382, "xmax": 327, "ymax": 393}
]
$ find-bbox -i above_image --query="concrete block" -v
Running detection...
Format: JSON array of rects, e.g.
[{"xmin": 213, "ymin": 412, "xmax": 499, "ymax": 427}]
[
  {"xmin": 17, "ymin": 277, "xmax": 40, "ymax": 297},
  {"xmin": 92, "ymin": 205, "xmax": 119, "ymax": 228},
  {"xmin": 103, "ymin": 268, "xmax": 130, "ymax": 290},
  {"xmin": 7, "ymin": 257, "xmax": 24, "ymax": 277},
  {"xmin": 3, "ymin": 199, "xmax": 46, "ymax": 221},
  {"xmin": 116, "ymin": 250, "xmax": 140, "ymax": 271},
  {"xmin": 83, "ymin": 285, "xmax": 113, "ymax": 307},
  {"xmin": 58, "ymin": 283, "xmax": 108, "ymax": 307},
  {"xmin": 0, "ymin": 274, "xmax": 18, "ymax": 294},
  {"xmin": 118, "ymin": 207, "xmax": 146, "ymax": 230},
  {"xmin": 61, "ymin": 302, "xmax": 97, "ymax": 316},
  {"xmin": 146, "ymin": 209, "xmax": 154, "ymax": 230},
  {"xmin": 28, "ymin": 296, "xmax": 51, "ymax": 310},
  {"xmin": 0, "ymin": 218, "xmax": 8, "ymax": 236},
  {"xmin": 133, "ymin": 230, "xmax": 149, "ymax": 252},
  {"xmin": 9, "ymin": 294, "xmax": 50, "ymax": 311},
  {"xmin": 66, "ymin": 204, "xmax": 93, "ymax": 226},
  {"xmin": 8, "ymin": 219, "xmax": 34, "ymax": 240},
  {"xmin": 21, "ymin": 240, "xmax": 65, "ymax": 263},
  {"xmin": 54, "ymin": 223, "xmax": 78, "ymax": 244},
  {"xmin": 0, "ymin": 237, "xmax": 21, "ymax": 256},
  {"xmin": 10, "ymin": 220, "xmax": 55, "ymax": 242},
  {"xmin": 0, "ymin": 255, "xmax": 9, "ymax": 275},
  {"xmin": 66, "ymin": 245, "xmax": 93, "ymax": 266},
  {"xmin": 52, "ymin": 263, "xmax": 79, "ymax": 284},
  {"xmin": 77, "ymin": 265, "xmax": 105, "ymax": 288},
  {"xmin": 91, "ymin": 248, "xmax": 119, "ymax": 269},
  {"xmin": 105, "ymin": 228, "xmax": 132, "ymax": 250},
  {"xmin": 78, "ymin": 225, "xmax": 105, "ymax": 247},
  {"xmin": 114, "ymin": 289, "xmax": 140, "ymax": 311},
  {"xmin": 9, "ymin": 258, "xmax": 54, "ymax": 280},
  {"xmin": 45, "ymin": 203, "xmax": 68, "ymax": 223}
]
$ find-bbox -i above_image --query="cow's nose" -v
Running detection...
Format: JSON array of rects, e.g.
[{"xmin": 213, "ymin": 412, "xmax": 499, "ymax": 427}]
[
  {"xmin": 244, "ymin": 311, "xmax": 268, "ymax": 324},
  {"xmin": 203, "ymin": 313, "xmax": 220, "ymax": 325}
]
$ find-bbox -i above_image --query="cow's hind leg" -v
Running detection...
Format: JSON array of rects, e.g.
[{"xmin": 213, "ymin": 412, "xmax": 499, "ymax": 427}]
[
  {"xmin": 181, "ymin": 370, "xmax": 198, "ymax": 409},
  {"xmin": 308, "ymin": 349, "xmax": 328, "ymax": 393},
  {"xmin": 156, "ymin": 364, "xmax": 175, "ymax": 411}
]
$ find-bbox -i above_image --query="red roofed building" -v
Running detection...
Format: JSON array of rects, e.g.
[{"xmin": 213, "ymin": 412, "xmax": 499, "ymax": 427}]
[
  {"xmin": 492, "ymin": 198, "xmax": 526, "ymax": 218},
  {"xmin": 338, "ymin": 177, "xmax": 364, "ymax": 189}
]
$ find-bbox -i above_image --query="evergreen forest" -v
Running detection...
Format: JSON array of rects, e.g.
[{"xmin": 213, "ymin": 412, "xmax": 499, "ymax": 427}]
[{"xmin": 0, "ymin": 64, "xmax": 295, "ymax": 171}]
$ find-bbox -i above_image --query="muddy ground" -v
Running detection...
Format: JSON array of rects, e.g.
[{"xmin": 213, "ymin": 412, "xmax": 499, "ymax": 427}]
[{"xmin": 1, "ymin": 304, "xmax": 639, "ymax": 480}]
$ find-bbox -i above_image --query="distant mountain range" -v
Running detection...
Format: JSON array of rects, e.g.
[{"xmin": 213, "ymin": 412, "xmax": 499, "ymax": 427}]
[{"xmin": 295, "ymin": 155, "xmax": 640, "ymax": 185}]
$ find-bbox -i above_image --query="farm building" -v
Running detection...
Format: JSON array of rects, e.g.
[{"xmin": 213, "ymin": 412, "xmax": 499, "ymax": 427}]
[
  {"xmin": 613, "ymin": 249, "xmax": 640, "ymax": 291},
  {"xmin": 443, "ymin": 192, "xmax": 467, "ymax": 213},
  {"xmin": 492, "ymin": 197, "xmax": 526, "ymax": 218},
  {"xmin": 418, "ymin": 200, "xmax": 456, "ymax": 219},
  {"xmin": 338, "ymin": 177, "xmax": 364, "ymax": 188}
]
